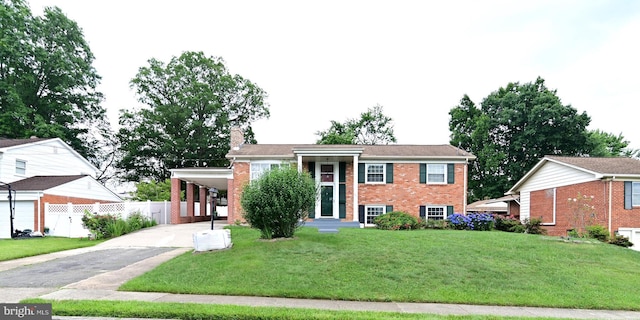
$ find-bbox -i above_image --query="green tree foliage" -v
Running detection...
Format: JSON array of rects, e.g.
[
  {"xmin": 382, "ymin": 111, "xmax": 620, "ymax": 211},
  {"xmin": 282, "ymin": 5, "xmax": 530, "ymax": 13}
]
[
  {"xmin": 449, "ymin": 77, "xmax": 592, "ymax": 201},
  {"xmin": 316, "ymin": 104, "xmax": 396, "ymax": 144},
  {"xmin": 586, "ymin": 129, "xmax": 637, "ymax": 157},
  {"xmin": 131, "ymin": 179, "xmax": 179, "ymax": 201},
  {"xmin": 0, "ymin": 0, "xmax": 113, "ymax": 176},
  {"xmin": 241, "ymin": 165, "xmax": 317, "ymax": 239},
  {"xmin": 117, "ymin": 51, "xmax": 270, "ymax": 182}
]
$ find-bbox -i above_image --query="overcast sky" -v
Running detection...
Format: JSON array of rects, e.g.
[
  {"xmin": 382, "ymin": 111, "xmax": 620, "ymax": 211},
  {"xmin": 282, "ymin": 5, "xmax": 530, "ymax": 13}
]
[{"xmin": 28, "ymin": 0, "xmax": 640, "ymax": 149}]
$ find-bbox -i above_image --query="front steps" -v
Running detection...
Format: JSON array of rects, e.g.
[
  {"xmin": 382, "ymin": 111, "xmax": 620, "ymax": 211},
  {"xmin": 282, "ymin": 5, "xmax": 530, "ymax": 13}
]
[{"xmin": 304, "ymin": 219, "xmax": 362, "ymax": 233}]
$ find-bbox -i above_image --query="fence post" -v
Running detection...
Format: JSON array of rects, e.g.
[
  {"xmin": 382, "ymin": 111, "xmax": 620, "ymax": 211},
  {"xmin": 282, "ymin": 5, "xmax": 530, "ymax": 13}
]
[{"xmin": 93, "ymin": 202, "xmax": 100, "ymax": 215}]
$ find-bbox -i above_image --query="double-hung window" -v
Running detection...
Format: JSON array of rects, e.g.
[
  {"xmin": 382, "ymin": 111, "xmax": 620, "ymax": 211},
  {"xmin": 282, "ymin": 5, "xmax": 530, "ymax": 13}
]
[
  {"xmin": 427, "ymin": 164, "xmax": 446, "ymax": 183},
  {"xmin": 366, "ymin": 164, "xmax": 385, "ymax": 183},
  {"xmin": 426, "ymin": 206, "xmax": 445, "ymax": 220},
  {"xmin": 250, "ymin": 162, "xmax": 282, "ymax": 180},
  {"xmin": 15, "ymin": 160, "xmax": 26, "ymax": 175},
  {"xmin": 365, "ymin": 205, "xmax": 385, "ymax": 225},
  {"xmin": 633, "ymin": 182, "xmax": 640, "ymax": 206}
]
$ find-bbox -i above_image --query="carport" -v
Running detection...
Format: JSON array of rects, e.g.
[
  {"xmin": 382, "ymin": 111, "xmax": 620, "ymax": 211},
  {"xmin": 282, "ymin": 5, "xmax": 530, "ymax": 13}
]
[{"xmin": 169, "ymin": 168, "xmax": 233, "ymax": 224}]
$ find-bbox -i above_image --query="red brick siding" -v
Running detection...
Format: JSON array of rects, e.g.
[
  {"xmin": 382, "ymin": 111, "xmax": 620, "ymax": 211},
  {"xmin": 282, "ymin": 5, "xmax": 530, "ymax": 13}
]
[
  {"xmin": 508, "ymin": 202, "xmax": 520, "ymax": 219},
  {"xmin": 230, "ymin": 162, "xmax": 468, "ymax": 222},
  {"xmin": 229, "ymin": 162, "xmax": 250, "ymax": 223},
  {"xmin": 527, "ymin": 180, "xmax": 640, "ymax": 236},
  {"xmin": 359, "ymin": 163, "xmax": 466, "ymax": 218}
]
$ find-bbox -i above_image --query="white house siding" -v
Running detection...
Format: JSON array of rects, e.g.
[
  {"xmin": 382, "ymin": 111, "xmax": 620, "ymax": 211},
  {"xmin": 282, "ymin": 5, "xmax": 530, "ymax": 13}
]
[
  {"xmin": 516, "ymin": 161, "xmax": 597, "ymax": 223},
  {"xmin": 518, "ymin": 162, "xmax": 597, "ymax": 192},
  {"xmin": 520, "ymin": 192, "xmax": 531, "ymax": 221},
  {"xmin": 46, "ymin": 177, "xmax": 121, "ymax": 202},
  {"xmin": 0, "ymin": 139, "xmax": 97, "ymax": 183}
]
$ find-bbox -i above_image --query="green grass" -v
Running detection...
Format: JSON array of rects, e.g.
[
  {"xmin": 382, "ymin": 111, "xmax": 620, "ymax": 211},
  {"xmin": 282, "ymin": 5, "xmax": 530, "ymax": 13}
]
[
  {"xmin": 122, "ymin": 226, "xmax": 640, "ymax": 311},
  {"xmin": 23, "ymin": 299, "xmax": 571, "ymax": 320},
  {"xmin": 0, "ymin": 236, "xmax": 102, "ymax": 261}
]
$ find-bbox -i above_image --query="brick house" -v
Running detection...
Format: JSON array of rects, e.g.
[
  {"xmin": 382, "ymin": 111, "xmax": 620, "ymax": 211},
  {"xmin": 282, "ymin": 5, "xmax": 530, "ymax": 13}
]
[
  {"xmin": 227, "ymin": 145, "xmax": 475, "ymax": 224},
  {"xmin": 171, "ymin": 129, "xmax": 476, "ymax": 226},
  {"xmin": 505, "ymin": 156, "xmax": 640, "ymax": 244}
]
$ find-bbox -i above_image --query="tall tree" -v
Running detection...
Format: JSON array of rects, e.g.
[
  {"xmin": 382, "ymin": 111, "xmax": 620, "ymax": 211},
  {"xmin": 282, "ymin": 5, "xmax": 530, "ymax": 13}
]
[
  {"xmin": 316, "ymin": 104, "xmax": 396, "ymax": 144},
  {"xmin": 586, "ymin": 129, "xmax": 637, "ymax": 157},
  {"xmin": 450, "ymin": 77, "xmax": 592, "ymax": 201},
  {"xmin": 116, "ymin": 51, "xmax": 270, "ymax": 182},
  {"xmin": 0, "ymin": 0, "xmax": 113, "ymax": 173}
]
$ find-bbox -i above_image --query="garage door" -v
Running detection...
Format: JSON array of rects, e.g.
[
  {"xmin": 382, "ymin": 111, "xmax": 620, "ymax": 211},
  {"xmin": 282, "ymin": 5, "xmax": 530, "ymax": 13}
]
[{"xmin": 0, "ymin": 200, "xmax": 34, "ymax": 239}]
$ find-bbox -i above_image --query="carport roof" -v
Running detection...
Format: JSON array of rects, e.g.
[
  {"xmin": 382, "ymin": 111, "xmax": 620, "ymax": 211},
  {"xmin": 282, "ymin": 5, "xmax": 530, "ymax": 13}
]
[{"xmin": 170, "ymin": 167, "xmax": 232, "ymax": 190}]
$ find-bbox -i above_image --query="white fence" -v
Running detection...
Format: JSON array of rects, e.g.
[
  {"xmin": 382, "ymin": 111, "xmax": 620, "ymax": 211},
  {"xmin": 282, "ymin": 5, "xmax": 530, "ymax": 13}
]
[{"xmin": 44, "ymin": 201, "xmax": 226, "ymax": 238}]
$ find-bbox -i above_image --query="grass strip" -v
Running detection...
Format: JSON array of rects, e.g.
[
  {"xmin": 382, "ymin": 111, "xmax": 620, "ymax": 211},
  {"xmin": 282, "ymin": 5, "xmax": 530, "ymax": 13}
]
[
  {"xmin": 0, "ymin": 237, "xmax": 102, "ymax": 261},
  {"xmin": 24, "ymin": 298, "xmax": 572, "ymax": 320}
]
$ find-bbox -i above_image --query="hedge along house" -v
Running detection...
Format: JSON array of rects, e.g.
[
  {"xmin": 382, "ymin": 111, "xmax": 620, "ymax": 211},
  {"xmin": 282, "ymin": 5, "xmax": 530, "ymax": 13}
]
[
  {"xmin": 224, "ymin": 129, "xmax": 476, "ymax": 225},
  {"xmin": 505, "ymin": 156, "xmax": 640, "ymax": 244}
]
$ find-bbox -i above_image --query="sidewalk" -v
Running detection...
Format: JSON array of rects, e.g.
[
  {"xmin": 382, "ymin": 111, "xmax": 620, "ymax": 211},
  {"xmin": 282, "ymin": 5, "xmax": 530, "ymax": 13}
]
[{"xmin": 2, "ymin": 222, "xmax": 640, "ymax": 319}]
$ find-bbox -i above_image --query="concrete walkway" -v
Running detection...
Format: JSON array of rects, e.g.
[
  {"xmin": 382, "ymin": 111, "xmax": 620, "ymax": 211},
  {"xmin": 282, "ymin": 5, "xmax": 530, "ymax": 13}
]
[{"xmin": 1, "ymin": 221, "xmax": 640, "ymax": 319}]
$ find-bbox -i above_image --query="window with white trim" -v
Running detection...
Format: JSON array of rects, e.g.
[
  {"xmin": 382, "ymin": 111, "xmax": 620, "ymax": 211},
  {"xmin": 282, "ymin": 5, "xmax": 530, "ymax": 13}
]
[
  {"xmin": 366, "ymin": 205, "xmax": 385, "ymax": 225},
  {"xmin": 250, "ymin": 162, "xmax": 282, "ymax": 180},
  {"xmin": 426, "ymin": 206, "xmax": 445, "ymax": 220},
  {"xmin": 15, "ymin": 160, "xmax": 26, "ymax": 175},
  {"xmin": 366, "ymin": 164, "xmax": 385, "ymax": 183},
  {"xmin": 427, "ymin": 164, "xmax": 446, "ymax": 183},
  {"xmin": 633, "ymin": 182, "xmax": 640, "ymax": 206}
]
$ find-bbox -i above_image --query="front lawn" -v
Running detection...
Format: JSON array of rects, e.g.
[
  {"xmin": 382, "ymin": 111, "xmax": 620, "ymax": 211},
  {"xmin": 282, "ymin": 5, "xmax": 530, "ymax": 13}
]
[
  {"xmin": 121, "ymin": 226, "xmax": 640, "ymax": 310},
  {"xmin": 0, "ymin": 237, "xmax": 102, "ymax": 261}
]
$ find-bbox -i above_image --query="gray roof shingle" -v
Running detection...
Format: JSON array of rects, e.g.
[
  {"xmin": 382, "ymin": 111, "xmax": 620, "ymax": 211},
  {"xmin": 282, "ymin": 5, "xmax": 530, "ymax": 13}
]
[
  {"xmin": 227, "ymin": 144, "xmax": 475, "ymax": 159},
  {"xmin": 0, "ymin": 138, "xmax": 51, "ymax": 149},
  {"xmin": 7, "ymin": 175, "xmax": 87, "ymax": 191},
  {"xmin": 546, "ymin": 156, "xmax": 640, "ymax": 175}
]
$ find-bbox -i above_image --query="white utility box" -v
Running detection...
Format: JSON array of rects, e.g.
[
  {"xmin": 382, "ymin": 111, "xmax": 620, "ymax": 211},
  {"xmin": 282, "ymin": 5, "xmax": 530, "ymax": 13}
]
[{"xmin": 193, "ymin": 229, "xmax": 232, "ymax": 252}]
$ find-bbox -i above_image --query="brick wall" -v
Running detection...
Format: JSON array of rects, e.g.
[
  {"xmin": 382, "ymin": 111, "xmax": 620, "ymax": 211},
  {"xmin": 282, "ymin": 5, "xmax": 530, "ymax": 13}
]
[
  {"xmin": 230, "ymin": 162, "xmax": 468, "ymax": 222},
  {"xmin": 359, "ymin": 163, "xmax": 466, "ymax": 218},
  {"xmin": 527, "ymin": 180, "xmax": 640, "ymax": 236}
]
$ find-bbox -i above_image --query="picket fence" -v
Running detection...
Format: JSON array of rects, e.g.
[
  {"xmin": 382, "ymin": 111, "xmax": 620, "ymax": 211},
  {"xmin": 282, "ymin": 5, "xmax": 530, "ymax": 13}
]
[{"xmin": 43, "ymin": 201, "xmax": 203, "ymax": 238}]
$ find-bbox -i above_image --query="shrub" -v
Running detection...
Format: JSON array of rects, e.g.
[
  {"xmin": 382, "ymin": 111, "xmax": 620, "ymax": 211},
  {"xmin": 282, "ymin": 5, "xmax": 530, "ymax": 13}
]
[
  {"xmin": 241, "ymin": 165, "xmax": 317, "ymax": 239},
  {"xmin": 422, "ymin": 219, "xmax": 447, "ymax": 230},
  {"xmin": 585, "ymin": 225, "xmax": 610, "ymax": 242},
  {"xmin": 82, "ymin": 211, "xmax": 117, "ymax": 239},
  {"xmin": 609, "ymin": 235, "xmax": 634, "ymax": 247},
  {"xmin": 447, "ymin": 213, "xmax": 494, "ymax": 231},
  {"xmin": 523, "ymin": 217, "xmax": 546, "ymax": 235},
  {"xmin": 494, "ymin": 215, "xmax": 523, "ymax": 233},
  {"xmin": 374, "ymin": 211, "xmax": 419, "ymax": 230}
]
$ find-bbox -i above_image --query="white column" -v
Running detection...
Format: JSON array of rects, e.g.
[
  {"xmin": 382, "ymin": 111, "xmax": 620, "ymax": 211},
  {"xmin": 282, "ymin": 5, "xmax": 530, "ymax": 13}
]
[
  {"xmin": 297, "ymin": 155, "xmax": 303, "ymax": 172},
  {"xmin": 353, "ymin": 155, "xmax": 359, "ymax": 221}
]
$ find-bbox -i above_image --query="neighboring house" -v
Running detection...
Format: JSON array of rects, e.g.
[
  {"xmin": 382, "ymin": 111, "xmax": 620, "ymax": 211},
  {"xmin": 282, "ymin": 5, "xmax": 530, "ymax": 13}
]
[
  {"xmin": 506, "ymin": 156, "xmax": 640, "ymax": 246},
  {"xmin": 0, "ymin": 138, "xmax": 119, "ymax": 239},
  {"xmin": 0, "ymin": 175, "xmax": 122, "ymax": 239},
  {"xmin": 169, "ymin": 128, "xmax": 476, "ymax": 226},
  {"xmin": 467, "ymin": 195, "xmax": 520, "ymax": 217}
]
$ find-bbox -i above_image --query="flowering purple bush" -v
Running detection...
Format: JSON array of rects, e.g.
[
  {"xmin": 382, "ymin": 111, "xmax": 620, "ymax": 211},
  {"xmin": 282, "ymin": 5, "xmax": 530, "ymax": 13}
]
[{"xmin": 447, "ymin": 213, "xmax": 494, "ymax": 231}]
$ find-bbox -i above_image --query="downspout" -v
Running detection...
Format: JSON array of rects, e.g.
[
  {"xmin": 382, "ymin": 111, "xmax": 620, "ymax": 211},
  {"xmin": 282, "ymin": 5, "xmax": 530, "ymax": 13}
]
[
  {"xmin": 37, "ymin": 193, "xmax": 42, "ymax": 232},
  {"xmin": 608, "ymin": 177, "xmax": 614, "ymax": 235},
  {"xmin": 353, "ymin": 154, "xmax": 359, "ymax": 222},
  {"xmin": 463, "ymin": 158, "xmax": 469, "ymax": 214}
]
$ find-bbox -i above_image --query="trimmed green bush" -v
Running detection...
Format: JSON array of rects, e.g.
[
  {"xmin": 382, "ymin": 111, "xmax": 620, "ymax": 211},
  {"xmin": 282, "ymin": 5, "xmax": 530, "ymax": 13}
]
[
  {"xmin": 422, "ymin": 219, "xmax": 447, "ymax": 229},
  {"xmin": 494, "ymin": 215, "xmax": 523, "ymax": 233},
  {"xmin": 585, "ymin": 225, "xmax": 610, "ymax": 242},
  {"xmin": 82, "ymin": 211, "xmax": 157, "ymax": 239},
  {"xmin": 609, "ymin": 235, "xmax": 634, "ymax": 247},
  {"xmin": 523, "ymin": 217, "xmax": 546, "ymax": 235},
  {"xmin": 241, "ymin": 165, "xmax": 317, "ymax": 239},
  {"xmin": 373, "ymin": 211, "xmax": 419, "ymax": 230}
]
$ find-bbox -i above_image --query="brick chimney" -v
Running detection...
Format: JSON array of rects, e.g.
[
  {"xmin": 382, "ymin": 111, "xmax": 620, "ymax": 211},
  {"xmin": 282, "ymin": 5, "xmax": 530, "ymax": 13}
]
[{"xmin": 230, "ymin": 127, "xmax": 244, "ymax": 151}]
